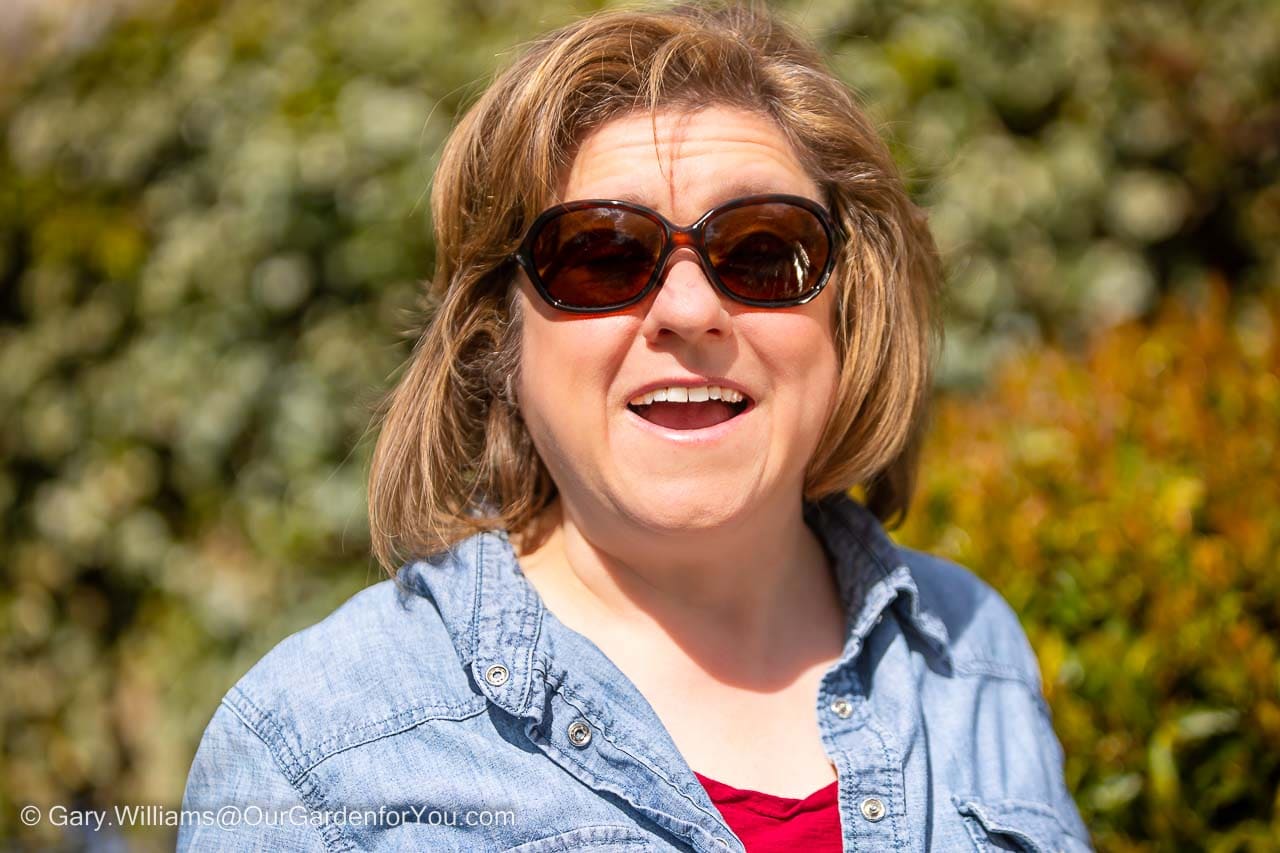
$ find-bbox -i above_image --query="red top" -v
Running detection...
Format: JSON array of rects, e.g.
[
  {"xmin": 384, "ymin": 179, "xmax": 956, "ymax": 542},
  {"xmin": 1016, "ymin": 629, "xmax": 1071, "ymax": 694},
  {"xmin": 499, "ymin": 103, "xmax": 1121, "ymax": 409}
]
[{"xmin": 694, "ymin": 771, "xmax": 842, "ymax": 852}]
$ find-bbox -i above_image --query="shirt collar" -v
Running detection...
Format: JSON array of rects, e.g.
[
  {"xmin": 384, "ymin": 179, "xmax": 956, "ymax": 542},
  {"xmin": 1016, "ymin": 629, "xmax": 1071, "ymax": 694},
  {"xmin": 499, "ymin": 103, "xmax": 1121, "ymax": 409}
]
[
  {"xmin": 802, "ymin": 491, "xmax": 953, "ymax": 667},
  {"xmin": 397, "ymin": 491, "xmax": 952, "ymax": 720}
]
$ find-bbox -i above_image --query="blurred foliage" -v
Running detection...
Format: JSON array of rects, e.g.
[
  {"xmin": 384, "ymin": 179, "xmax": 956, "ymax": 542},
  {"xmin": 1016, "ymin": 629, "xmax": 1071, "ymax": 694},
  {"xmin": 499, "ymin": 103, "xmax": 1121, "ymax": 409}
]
[
  {"xmin": 813, "ymin": 0, "xmax": 1280, "ymax": 385},
  {"xmin": 0, "ymin": 0, "xmax": 1276, "ymax": 848},
  {"xmin": 897, "ymin": 281, "xmax": 1280, "ymax": 850}
]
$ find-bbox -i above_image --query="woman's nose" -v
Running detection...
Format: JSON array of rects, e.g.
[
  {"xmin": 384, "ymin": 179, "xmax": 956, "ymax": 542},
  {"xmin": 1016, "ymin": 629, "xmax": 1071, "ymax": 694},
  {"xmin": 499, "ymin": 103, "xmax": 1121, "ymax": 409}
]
[{"xmin": 639, "ymin": 247, "xmax": 732, "ymax": 344}]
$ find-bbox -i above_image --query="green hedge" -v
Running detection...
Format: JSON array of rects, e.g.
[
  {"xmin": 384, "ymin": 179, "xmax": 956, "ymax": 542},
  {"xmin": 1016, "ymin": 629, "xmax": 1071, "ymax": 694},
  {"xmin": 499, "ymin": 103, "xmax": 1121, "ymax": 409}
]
[
  {"xmin": 896, "ymin": 283, "xmax": 1280, "ymax": 850},
  {"xmin": 2, "ymin": 0, "xmax": 1277, "ymax": 847}
]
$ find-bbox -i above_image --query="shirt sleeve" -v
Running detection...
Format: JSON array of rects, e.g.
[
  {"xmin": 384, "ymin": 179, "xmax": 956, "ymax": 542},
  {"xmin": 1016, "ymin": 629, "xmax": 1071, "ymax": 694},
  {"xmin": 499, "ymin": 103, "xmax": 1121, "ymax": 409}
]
[
  {"xmin": 178, "ymin": 701, "xmax": 330, "ymax": 852},
  {"xmin": 986, "ymin": 587, "xmax": 1093, "ymax": 847}
]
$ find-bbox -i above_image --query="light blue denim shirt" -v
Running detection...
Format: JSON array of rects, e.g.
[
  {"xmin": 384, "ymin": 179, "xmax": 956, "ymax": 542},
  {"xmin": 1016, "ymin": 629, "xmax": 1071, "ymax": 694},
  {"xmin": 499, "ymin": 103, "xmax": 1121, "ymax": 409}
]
[{"xmin": 179, "ymin": 492, "xmax": 1091, "ymax": 851}]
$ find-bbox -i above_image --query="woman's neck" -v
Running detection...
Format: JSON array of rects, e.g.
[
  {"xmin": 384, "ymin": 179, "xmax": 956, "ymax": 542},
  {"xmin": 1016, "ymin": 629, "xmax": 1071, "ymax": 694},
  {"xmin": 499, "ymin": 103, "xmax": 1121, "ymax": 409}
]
[{"xmin": 513, "ymin": 495, "xmax": 845, "ymax": 678}]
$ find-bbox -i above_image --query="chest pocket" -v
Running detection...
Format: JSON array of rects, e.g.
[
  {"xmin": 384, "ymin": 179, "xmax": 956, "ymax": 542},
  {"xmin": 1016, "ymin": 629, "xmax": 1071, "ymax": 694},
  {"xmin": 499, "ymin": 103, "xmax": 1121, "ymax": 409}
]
[
  {"xmin": 502, "ymin": 824, "xmax": 652, "ymax": 852},
  {"xmin": 954, "ymin": 797, "xmax": 1093, "ymax": 853}
]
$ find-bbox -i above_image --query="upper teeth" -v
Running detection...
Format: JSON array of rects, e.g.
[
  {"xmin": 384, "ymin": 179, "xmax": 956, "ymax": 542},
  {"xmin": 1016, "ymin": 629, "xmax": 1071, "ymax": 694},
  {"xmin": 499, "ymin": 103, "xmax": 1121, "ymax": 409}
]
[{"xmin": 629, "ymin": 385, "xmax": 746, "ymax": 406}]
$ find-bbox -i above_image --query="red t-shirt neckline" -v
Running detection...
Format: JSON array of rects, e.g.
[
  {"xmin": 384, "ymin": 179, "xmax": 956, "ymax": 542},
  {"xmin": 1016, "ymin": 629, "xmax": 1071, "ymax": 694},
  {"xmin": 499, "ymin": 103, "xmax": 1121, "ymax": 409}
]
[{"xmin": 694, "ymin": 770, "xmax": 842, "ymax": 851}]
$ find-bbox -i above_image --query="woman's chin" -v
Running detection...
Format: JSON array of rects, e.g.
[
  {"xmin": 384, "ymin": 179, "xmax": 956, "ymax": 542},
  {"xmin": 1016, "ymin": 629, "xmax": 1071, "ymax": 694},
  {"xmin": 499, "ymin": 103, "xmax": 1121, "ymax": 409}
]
[
  {"xmin": 611, "ymin": 479, "xmax": 760, "ymax": 534},
  {"xmin": 604, "ymin": 424, "xmax": 772, "ymax": 531}
]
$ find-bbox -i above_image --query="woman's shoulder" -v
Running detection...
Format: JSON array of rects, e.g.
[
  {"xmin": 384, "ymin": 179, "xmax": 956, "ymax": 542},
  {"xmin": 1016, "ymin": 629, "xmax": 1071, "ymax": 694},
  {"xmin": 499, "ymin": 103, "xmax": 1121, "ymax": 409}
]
[
  {"xmin": 892, "ymin": 544, "xmax": 1045, "ymax": 693},
  {"xmin": 210, "ymin": 567, "xmax": 486, "ymax": 774},
  {"xmin": 889, "ymin": 545, "xmax": 1092, "ymax": 845},
  {"xmin": 179, "ymin": 558, "xmax": 496, "ymax": 848}
]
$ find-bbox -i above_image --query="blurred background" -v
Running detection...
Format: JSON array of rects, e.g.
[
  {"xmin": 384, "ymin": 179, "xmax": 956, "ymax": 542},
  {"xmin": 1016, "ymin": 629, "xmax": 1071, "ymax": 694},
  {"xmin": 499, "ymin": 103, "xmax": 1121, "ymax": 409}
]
[{"xmin": 1, "ymin": 0, "xmax": 1276, "ymax": 849}]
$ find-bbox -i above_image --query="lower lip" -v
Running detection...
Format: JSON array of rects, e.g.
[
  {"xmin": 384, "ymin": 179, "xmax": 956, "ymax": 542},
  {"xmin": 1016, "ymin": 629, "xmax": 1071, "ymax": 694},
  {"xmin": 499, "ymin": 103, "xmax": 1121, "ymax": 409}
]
[{"xmin": 622, "ymin": 401, "xmax": 755, "ymax": 445}]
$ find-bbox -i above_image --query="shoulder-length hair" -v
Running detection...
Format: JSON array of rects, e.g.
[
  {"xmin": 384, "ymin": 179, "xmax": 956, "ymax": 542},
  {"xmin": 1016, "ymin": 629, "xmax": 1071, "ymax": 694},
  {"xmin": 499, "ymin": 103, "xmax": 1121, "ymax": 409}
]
[{"xmin": 367, "ymin": 1, "xmax": 943, "ymax": 574}]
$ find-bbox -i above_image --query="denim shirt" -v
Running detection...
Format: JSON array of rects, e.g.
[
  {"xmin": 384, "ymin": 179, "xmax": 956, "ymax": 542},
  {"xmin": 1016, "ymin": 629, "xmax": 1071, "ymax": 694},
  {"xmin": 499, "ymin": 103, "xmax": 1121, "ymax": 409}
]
[{"xmin": 179, "ymin": 492, "xmax": 1091, "ymax": 852}]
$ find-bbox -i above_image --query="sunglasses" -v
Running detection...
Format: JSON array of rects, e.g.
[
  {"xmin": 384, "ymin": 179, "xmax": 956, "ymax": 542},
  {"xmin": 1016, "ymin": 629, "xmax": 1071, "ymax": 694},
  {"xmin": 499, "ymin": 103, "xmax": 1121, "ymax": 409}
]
[{"xmin": 513, "ymin": 193, "xmax": 839, "ymax": 314}]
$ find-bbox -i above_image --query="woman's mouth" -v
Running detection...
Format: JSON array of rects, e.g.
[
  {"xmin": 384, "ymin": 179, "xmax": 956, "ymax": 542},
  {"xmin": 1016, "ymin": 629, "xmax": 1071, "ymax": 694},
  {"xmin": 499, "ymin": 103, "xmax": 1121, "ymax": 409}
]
[{"xmin": 626, "ymin": 385, "xmax": 752, "ymax": 430}]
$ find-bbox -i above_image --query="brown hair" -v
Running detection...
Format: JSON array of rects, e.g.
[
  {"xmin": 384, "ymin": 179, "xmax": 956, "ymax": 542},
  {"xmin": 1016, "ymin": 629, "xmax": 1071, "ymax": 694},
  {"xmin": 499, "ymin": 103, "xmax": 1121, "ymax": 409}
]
[{"xmin": 367, "ymin": 1, "xmax": 943, "ymax": 574}]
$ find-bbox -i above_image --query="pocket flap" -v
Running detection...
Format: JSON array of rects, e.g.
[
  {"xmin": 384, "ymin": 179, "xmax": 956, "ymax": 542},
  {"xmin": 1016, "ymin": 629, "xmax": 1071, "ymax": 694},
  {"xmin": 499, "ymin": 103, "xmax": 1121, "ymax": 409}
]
[
  {"xmin": 954, "ymin": 796, "xmax": 1092, "ymax": 853},
  {"xmin": 503, "ymin": 824, "xmax": 651, "ymax": 852}
]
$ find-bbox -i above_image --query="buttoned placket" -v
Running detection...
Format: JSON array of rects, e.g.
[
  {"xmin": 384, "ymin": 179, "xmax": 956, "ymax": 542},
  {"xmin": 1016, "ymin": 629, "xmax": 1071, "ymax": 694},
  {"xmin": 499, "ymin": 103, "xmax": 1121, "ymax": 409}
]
[
  {"xmin": 817, "ymin": 623, "xmax": 908, "ymax": 851},
  {"xmin": 805, "ymin": 498, "xmax": 955, "ymax": 853},
  {"xmin": 469, "ymin": 531, "xmax": 748, "ymax": 852}
]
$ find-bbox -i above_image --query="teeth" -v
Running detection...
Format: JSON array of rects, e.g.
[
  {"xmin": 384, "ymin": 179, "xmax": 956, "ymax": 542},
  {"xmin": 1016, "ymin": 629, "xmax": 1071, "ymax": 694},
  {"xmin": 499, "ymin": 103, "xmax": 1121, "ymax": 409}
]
[{"xmin": 628, "ymin": 385, "xmax": 746, "ymax": 407}]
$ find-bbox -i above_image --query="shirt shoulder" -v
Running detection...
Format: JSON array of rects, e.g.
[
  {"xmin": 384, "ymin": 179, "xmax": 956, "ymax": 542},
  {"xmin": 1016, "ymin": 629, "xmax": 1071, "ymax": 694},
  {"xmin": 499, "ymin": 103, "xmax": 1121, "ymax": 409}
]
[
  {"xmin": 890, "ymin": 546, "xmax": 1093, "ymax": 845},
  {"xmin": 893, "ymin": 544, "xmax": 1045, "ymax": 695},
  {"xmin": 215, "ymin": 575, "xmax": 486, "ymax": 784}
]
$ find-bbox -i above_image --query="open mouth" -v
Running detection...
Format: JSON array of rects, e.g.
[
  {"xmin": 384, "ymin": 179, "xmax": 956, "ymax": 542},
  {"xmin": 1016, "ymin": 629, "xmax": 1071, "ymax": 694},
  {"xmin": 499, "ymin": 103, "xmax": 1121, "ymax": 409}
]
[{"xmin": 626, "ymin": 387, "xmax": 753, "ymax": 431}]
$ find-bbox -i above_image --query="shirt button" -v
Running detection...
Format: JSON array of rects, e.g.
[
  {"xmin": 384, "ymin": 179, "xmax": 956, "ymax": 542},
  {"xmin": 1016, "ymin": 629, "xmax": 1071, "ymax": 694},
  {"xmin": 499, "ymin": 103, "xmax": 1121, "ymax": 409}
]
[
  {"xmin": 567, "ymin": 720, "xmax": 592, "ymax": 747},
  {"xmin": 829, "ymin": 697, "xmax": 853, "ymax": 718},
  {"xmin": 860, "ymin": 796, "xmax": 886, "ymax": 822},
  {"xmin": 713, "ymin": 838, "xmax": 731, "ymax": 849},
  {"xmin": 484, "ymin": 664, "xmax": 509, "ymax": 686}
]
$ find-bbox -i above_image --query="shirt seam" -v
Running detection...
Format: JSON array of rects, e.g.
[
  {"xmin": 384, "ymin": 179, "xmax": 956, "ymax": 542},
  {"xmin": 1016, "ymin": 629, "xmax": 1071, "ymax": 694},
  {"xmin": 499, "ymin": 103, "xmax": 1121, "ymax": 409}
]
[
  {"xmin": 219, "ymin": 696, "xmax": 350, "ymax": 852},
  {"xmin": 227, "ymin": 686, "xmax": 489, "ymax": 779},
  {"xmin": 861, "ymin": 710, "xmax": 909, "ymax": 852},
  {"xmin": 949, "ymin": 658, "xmax": 1039, "ymax": 686},
  {"xmin": 945, "ymin": 660, "xmax": 1052, "ymax": 717}
]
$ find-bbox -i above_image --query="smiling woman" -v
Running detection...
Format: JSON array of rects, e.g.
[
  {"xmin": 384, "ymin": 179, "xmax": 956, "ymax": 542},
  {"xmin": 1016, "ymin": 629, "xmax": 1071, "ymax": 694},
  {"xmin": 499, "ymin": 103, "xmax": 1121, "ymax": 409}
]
[
  {"xmin": 178, "ymin": 3, "xmax": 1092, "ymax": 851},
  {"xmin": 516, "ymin": 108, "xmax": 841, "ymax": 536}
]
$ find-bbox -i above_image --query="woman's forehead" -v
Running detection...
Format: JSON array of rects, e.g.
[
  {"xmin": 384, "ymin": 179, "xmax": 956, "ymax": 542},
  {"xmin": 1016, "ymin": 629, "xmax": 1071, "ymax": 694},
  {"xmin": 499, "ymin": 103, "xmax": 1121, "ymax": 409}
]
[{"xmin": 557, "ymin": 107, "xmax": 822, "ymax": 218}]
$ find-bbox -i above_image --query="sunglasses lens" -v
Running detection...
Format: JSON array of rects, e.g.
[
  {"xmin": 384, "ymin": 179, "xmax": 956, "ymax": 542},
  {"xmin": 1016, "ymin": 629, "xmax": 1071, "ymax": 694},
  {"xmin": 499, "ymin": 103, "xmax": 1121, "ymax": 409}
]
[
  {"xmin": 529, "ymin": 208, "xmax": 664, "ymax": 309},
  {"xmin": 705, "ymin": 202, "xmax": 831, "ymax": 303}
]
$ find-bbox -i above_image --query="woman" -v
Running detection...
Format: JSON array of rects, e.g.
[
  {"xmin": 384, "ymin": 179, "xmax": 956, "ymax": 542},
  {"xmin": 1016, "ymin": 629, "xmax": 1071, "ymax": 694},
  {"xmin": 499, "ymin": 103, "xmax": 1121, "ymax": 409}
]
[{"xmin": 180, "ymin": 4, "xmax": 1091, "ymax": 851}]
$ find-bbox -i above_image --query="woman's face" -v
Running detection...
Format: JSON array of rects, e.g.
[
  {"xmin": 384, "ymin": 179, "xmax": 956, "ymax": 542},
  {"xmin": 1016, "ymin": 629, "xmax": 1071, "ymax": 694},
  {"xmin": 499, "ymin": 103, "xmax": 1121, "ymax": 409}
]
[{"xmin": 515, "ymin": 106, "xmax": 841, "ymax": 534}]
